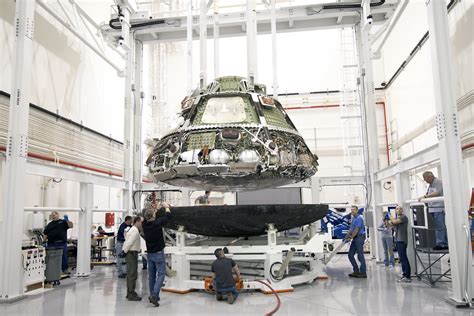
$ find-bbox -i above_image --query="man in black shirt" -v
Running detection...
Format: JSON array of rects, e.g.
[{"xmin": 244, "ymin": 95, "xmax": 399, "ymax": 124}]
[
  {"xmin": 116, "ymin": 216, "xmax": 132, "ymax": 278},
  {"xmin": 43, "ymin": 211, "xmax": 73, "ymax": 272},
  {"xmin": 211, "ymin": 248, "xmax": 241, "ymax": 304},
  {"xmin": 143, "ymin": 202, "xmax": 172, "ymax": 307}
]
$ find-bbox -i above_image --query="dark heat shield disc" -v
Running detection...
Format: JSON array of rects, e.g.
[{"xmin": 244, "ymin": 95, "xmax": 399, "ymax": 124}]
[{"xmin": 155, "ymin": 204, "xmax": 328, "ymax": 237}]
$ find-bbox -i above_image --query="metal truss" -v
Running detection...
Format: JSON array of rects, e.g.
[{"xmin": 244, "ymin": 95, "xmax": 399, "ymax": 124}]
[
  {"xmin": 100, "ymin": 1, "xmax": 400, "ymax": 43},
  {"xmin": 26, "ymin": 159, "xmax": 127, "ymax": 189}
]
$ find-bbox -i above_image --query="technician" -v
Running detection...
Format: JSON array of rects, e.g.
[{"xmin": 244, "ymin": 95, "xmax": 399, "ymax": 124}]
[
  {"xmin": 195, "ymin": 191, "xmax": 211, "ymax": 205},
  {"xmin": 43, "ymin": 211, "xmax": 73, "ymax": 273},
  {"xmin": 116, "ymin": 216, "xmax": 132, "ymax": 278},
  {"xmin": 418, "ymin": 171, "xmax": 448, "ymax": 250},
  {"xmin": 143, "ymin": 202, "xmax": 172, "ymax": 307},
  {"xmin": 212, "ymin": 248, "xmax": 241, "ymax": 304},
  {"xmin": 389, "ymin": 205, "xmax": 412, "ymax": 283},
  {"xmin": 120, "ymin": 216, "xmax": 143, "ymax": 301},
  {"xmin": 345, "ymin": 205, "xmax": 367, "ymax": 279}
]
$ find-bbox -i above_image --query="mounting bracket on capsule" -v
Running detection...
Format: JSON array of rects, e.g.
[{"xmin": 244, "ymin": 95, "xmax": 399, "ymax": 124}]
[{"xmin": 241, "ymin": 127, "xmax": 279, "ymax": 156}]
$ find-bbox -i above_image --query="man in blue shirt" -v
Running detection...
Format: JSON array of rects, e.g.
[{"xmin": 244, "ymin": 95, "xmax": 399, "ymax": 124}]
[
  {"xmin": 116, "ymin": 216, "xmax": 132, "ymax": 278},
  {"xmin": 345, "ymin": 206, "xmax": 367, "ymax": 278}
]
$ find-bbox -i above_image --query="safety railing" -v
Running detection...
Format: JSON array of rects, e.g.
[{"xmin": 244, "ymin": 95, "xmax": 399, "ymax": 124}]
[
  {"xmin": 24, "ymin": 207, "xmax": 129, "ymax": 213},
  {"xmin": 24, "ymin": 207, "xmax": 83, "ymax": 213}
]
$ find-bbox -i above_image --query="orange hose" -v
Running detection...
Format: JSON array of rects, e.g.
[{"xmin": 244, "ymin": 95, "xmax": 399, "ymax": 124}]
[{"xmin": 256, "ymin": 280, "xmax": 281, "ymax": 316}]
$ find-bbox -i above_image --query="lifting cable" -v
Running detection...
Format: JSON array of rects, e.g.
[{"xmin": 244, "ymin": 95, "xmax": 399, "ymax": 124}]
[{"xmin": 256, "ymin": 280, "xmax": 281, "ymax": 316}]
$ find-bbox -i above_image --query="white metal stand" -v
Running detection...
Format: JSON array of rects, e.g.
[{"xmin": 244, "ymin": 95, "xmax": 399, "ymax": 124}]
[
  {"xmin": 163, "ymin": 225, "xmax": 334, "ymax": 294},
  {"xmin": 0, "ymin": 0, "xmax": 36, "ymax": 303},
  {"xmin": 425, "ymin": 0, "xmax": 473, "ymax": 307}
]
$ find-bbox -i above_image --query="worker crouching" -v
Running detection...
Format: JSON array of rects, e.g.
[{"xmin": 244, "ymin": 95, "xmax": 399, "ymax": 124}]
[{"xmin": 211, "ymin": 248, "xmax": 241, "ymax": 304}]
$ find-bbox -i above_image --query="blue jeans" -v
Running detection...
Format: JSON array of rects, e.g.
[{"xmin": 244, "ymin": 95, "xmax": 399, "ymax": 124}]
[
  {"xmin": 381, "ymin": 237, "xmax": 395, "ymax": 266},
  {"xmin": 115, "ymin": 242, "xmax": 126, "ymax": 275},
  {"xmin": 348, "ymin": 235, "xmax": 366, "ymax": 273},
  {"xmin": 48, "ymin": 242, "xmax": 68, "ymax": 271},
  {"xmin": 431, "ymin": 212, "xmax": 448, "ymax": 247},
  {"xmin": 217, "ymin": 286, "xmax": 239, "ymax": 298},
  {"xmin": 214, "ymin": 281, "xmax": 239, "ymax": 298},
  {"xmin": 397, "ymin": 241, "xmax": 411, "ymax": 279},
  {"xmin": 148, "ymin": 251, "xmax": 166, "ymax": 300}
]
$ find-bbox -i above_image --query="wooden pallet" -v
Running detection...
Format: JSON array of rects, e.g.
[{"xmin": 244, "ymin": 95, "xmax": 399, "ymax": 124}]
[{"xmin": 26, "ymin": 281, "xmax": 44, "ymax": 292}]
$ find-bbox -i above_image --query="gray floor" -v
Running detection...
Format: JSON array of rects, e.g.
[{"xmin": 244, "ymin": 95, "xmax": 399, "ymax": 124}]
[{"xmin": 1, "ymin": 256, "xmax": 472, "ymax": 316}]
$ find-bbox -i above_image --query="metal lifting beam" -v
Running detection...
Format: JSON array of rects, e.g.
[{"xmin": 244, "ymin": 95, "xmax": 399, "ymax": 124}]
[{"xmin": 100, "ymin": 2, "xmax": 398, "ymax": 43}]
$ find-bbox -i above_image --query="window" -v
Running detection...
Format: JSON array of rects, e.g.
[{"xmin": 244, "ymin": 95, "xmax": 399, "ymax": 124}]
[{"xmin": 201, "ymin": 97, "xmax": 247, "ymax": 124}]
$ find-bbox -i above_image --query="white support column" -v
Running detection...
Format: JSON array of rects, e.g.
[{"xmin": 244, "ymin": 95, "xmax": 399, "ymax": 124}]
[
  {"xmin": 270, "ymin": 0, "xmax": 278, "ymax": 98},
  {"xmin": 165, "ymin": 230, "xmax": 191, "ymax": 292},
  {"xmin": 133, "ymin": 40, "xmax": 144, "ymax": 207},
  {"xmin": 264, "ymin": 225, "xmax": 281, "ymax": 281},
  {"xmin": 246, "ymin": 0, "xmax": 257, "ymax": 89},
  {"xmin": 186, "ymin": 0, "xmax": 193, "ymax": 94},
  {"xmin": 358, "ymin": 3, "xmax": 383, "ymax": 262},
  {"xmin": 395, "ymin": 172, "xmax": 415, "ymax": 269},
  {"xmin": 213, "ymin": 0, "xmax": 219, "ymax": 79},
  {"xmin": 199, "ymin": 0, "xmax": 207, "ymax": 89},
  {"xmin": 426, "ymin": 0, "xmax": 473, "ymax": 306},
  {"xmin": 311, "ymin": 176, "xmax": 321, "ymax": 205},
  {"xmin": 123, "ymin": 31, "xmax": 135, "ymax": 215},
  {"xmin": 76, "ymin": 183, "xmax": 93, "ymax": 277},
  {"xmin": 181, "ymin": 188, "xmax": 191, "ymax": 206},
  {"xmin": 0, "ymin": 0, "xmax": 35, "ymax": 302},
  {"xmin": 371, "ymin": 181, "xmax": 384, "ymax": 261}
]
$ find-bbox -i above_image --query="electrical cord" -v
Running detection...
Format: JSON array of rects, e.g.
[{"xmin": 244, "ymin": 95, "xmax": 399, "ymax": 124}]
[
  {"xmin": 256, "ymin": 280, "xmax": 281, "ymax": 316},
  {"xmin": 109, "ymin": 5, "xmax": 166, "ymax": 30},
  {"xmin": 322, "ymin": 0, "xmax": 385, "ymax": 10}
]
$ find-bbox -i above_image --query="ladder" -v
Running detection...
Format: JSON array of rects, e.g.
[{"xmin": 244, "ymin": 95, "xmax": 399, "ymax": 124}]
[{"xmin": 339, "ymin": 27, "xmax": 365, "ymax": 177}]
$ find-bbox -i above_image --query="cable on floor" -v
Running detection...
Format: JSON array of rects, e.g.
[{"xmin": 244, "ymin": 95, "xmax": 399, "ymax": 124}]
[{"xmin": 256, "ymin": 279, "xmax": 281, "ymax": 316}]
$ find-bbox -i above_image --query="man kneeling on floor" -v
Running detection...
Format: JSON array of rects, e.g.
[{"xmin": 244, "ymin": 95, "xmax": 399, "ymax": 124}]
[{"xmin": 212, "ymin": 248, "xmax": 241, "ymax": 304}]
